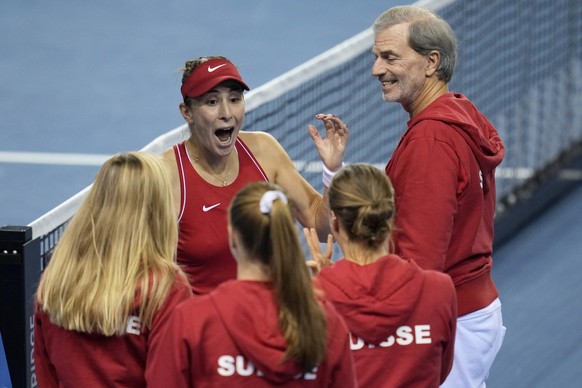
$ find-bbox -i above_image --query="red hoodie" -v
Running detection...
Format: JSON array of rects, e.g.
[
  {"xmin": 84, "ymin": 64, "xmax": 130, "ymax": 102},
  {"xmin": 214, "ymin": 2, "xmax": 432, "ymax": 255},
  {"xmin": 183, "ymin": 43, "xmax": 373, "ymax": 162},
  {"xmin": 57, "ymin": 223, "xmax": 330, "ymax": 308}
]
[
  {"xmin": 34, "ymin": 277, "xmax": 193, "ymax": 388},
  {"xmin": 147, "ymin": 280, "xmax": 356, "ymax": 387},
  {"xmin": 317, "ymin": 255, "xmax": 457, "ymax": 387},
  {"xmin": 386, "ymin": 92, "xmax": 505, "ymax": 316}
]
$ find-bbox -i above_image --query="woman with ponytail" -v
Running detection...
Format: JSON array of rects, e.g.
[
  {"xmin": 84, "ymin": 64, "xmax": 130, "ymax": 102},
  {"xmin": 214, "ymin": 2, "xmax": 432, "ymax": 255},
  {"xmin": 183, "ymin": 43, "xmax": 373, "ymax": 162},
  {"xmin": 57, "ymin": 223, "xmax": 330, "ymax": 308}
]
[
  {"xmin": 304, "ymin": 163, "xmax": 457, "ymax": 388},
  {"xmin": 147, "ymin": 182, "xmax": 355, "ymax": 387}
]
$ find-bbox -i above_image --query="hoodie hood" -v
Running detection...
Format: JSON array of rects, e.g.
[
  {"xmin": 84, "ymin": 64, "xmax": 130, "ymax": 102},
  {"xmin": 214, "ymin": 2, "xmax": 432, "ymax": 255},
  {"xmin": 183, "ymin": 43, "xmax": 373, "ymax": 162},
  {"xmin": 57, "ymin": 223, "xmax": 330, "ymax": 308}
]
[
  {"xmin": 409, "ymin": 92, "xmax": 505, "ymax": 176},
  {"xmin": 316, "ymin": 255, "xmax": 425, "ymax": 344},
  {"xmin": 210, "ymin": 280, "xmax": 304, "ymax": 384}
]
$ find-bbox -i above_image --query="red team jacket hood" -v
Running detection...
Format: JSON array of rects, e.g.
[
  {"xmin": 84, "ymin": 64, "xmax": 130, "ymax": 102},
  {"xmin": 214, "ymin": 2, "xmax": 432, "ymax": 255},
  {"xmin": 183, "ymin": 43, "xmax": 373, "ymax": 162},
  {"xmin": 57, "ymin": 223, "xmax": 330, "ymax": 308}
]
[
  {"xmin": 209, "ymin": 281, "xmax": 307, "ymax": 384},
  {"xmin": 409, "ymin": 93, "xmax": 505, "ymax": 181},
  {"xmin": 316, "ymin": 255, "xmax": 425, "ymax": 344}
]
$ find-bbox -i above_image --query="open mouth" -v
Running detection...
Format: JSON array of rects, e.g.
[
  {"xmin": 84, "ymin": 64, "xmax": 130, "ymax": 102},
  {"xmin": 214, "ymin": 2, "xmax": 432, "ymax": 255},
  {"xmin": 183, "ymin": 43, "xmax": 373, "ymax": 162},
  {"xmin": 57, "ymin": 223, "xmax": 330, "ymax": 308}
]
[{"xmin": 215, "ymin": 127, "xmax": 234, "ymax": 142}]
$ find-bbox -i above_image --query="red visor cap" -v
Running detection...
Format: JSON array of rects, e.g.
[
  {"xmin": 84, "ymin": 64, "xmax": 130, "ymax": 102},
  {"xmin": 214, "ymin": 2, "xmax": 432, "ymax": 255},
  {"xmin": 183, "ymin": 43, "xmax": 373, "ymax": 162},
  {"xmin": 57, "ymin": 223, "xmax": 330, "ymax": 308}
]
[{"xmin": 180, "ymin": 58, "xmax": 250, "ymax": 99}]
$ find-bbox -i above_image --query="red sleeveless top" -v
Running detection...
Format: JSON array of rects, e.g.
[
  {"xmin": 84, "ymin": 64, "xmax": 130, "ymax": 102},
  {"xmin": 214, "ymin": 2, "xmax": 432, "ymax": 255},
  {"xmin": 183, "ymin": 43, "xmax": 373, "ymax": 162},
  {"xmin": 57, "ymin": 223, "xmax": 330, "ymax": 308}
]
[{"xmin": 174, "ymin": 138, "xmax": 268, "ymax": 294}]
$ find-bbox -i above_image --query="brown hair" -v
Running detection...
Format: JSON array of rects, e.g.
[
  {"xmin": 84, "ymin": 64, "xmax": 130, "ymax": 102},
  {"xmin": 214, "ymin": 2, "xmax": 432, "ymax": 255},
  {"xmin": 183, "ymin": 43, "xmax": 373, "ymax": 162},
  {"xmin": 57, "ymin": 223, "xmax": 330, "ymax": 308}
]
[
  {"xmin": 229, "ymin": 182, "xmax": 327, "ymax": 371},
  {"xmin": 328, "ymin": 163, "xmax": 395, "ymax": 249}
]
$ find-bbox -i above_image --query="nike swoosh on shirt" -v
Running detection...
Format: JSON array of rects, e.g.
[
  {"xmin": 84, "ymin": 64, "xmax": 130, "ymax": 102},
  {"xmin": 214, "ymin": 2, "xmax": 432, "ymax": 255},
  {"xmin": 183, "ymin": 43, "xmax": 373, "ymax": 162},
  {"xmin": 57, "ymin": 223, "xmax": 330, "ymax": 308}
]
[
  {"xmin": 208, "ymin": 64, "xmax": 226, "ymax": 72},
  {"xmin": 202, "ymin": 203, "xmax": 221, "ymax": 212}
]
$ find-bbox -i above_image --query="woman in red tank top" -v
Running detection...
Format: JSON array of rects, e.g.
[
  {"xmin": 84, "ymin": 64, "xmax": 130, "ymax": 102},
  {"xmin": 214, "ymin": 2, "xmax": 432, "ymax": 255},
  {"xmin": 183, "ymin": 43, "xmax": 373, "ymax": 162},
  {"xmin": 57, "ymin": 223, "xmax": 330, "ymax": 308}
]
[{"xmin": 162, "ymin": 56, "xmax": 350, "ymax": 294}]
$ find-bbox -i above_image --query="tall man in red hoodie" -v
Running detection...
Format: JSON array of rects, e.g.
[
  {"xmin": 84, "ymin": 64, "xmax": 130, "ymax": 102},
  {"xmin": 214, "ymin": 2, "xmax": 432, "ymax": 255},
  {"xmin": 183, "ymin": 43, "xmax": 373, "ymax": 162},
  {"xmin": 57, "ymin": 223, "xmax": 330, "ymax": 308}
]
[{"xmin": 371, "ymin": 5, "xmax": 506, "ymax": 387}]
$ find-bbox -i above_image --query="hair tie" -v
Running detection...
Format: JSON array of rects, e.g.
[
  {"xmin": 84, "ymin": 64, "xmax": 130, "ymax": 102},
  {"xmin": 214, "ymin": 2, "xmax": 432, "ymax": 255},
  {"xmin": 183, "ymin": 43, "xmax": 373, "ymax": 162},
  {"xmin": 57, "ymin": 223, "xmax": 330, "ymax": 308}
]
[{"xmin": 259, "ymin": 190, "xmax": 288, "ymax": 214}]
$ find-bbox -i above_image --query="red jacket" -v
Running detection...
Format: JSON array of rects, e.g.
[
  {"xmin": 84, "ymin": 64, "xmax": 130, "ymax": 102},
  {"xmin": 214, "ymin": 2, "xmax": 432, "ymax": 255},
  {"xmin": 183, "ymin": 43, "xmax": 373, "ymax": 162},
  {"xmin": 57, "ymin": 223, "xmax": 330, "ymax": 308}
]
[
  {"xmin": 147, "ymin": 280, "xmax": 357, "ymax": 387},
  {"xmin": 34, "ymin": 278, "xmax": 192, "ymax": 387},
  {"xmin": 317, "ymin": 255, "xmax": 457, "ymax": 387},
  {"xmin": 386, "ymin": 92, "xmax": 504, "ymax": 316}
]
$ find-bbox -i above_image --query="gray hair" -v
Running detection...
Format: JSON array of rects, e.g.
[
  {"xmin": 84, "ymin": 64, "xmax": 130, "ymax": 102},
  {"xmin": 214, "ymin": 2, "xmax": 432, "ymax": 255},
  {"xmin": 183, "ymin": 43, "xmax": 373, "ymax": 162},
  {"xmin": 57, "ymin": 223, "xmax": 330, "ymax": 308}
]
[{"xmin": 373, "ymin": 5, "xmax": 457, "ymax": 83}]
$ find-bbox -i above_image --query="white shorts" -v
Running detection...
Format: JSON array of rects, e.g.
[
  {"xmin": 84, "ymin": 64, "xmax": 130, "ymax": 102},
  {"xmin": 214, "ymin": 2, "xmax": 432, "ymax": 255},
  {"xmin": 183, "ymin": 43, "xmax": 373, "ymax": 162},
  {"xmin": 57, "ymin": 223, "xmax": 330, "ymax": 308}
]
[{"xmin": 441, "ymin": 298, "xmax": 506, "ymax": 388}]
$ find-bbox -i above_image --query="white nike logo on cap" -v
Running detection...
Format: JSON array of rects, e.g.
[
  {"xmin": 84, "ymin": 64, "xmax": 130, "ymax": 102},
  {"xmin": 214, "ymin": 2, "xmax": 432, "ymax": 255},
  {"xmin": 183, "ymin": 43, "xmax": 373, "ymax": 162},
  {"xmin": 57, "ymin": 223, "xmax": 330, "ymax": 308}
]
[
  {"xmin": 202, "ymin": 203, "xmax": 221, "ymax": 212},
  {"xmin": 208, "ymin": 64, "xmax": 226, "ymax": 72}
]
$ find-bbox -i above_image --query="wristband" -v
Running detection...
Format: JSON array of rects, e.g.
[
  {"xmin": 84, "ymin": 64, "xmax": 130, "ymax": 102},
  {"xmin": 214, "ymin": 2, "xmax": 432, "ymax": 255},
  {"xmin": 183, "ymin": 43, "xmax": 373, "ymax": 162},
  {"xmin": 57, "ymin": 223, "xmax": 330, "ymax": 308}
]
[{"xmin": 322, "ymin": 163, "xmax": 344, "ymax": 187}]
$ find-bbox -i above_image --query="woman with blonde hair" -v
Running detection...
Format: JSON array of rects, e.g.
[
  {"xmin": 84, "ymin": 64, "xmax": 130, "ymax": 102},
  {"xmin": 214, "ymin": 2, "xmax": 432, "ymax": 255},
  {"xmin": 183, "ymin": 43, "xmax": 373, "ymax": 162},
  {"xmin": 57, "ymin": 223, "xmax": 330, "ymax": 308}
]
[
  {"xmin": 34, "ymin": 152, "xmax": 192, "ymax": 387},
  {"xmin": 305, "ymin": 163, "xmax": 457, "ymax": 387},
  {"xmin": 148, "ymin": 182, "xmax": 356, "ymax": 387}
]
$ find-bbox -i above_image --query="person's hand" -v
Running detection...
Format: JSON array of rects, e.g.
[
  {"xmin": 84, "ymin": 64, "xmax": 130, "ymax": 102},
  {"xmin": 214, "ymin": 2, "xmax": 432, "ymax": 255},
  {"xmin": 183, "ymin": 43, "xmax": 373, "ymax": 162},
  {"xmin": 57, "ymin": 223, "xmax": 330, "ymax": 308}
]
[
  {"xmin": 307, "ymin": 114, "xmax": 349, "ymax": 171},
  {"xmin": 303, "ymin": 227, "xmax": 333, "ymax": 276}
]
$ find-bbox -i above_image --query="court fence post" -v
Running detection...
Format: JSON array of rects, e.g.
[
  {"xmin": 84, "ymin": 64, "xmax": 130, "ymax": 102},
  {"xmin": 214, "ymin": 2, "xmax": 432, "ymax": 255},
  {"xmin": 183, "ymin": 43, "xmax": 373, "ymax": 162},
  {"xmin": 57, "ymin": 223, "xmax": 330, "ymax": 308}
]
[{"xmin": 0, "ymin": 226, "xmax": 41, "ymax": 388}]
